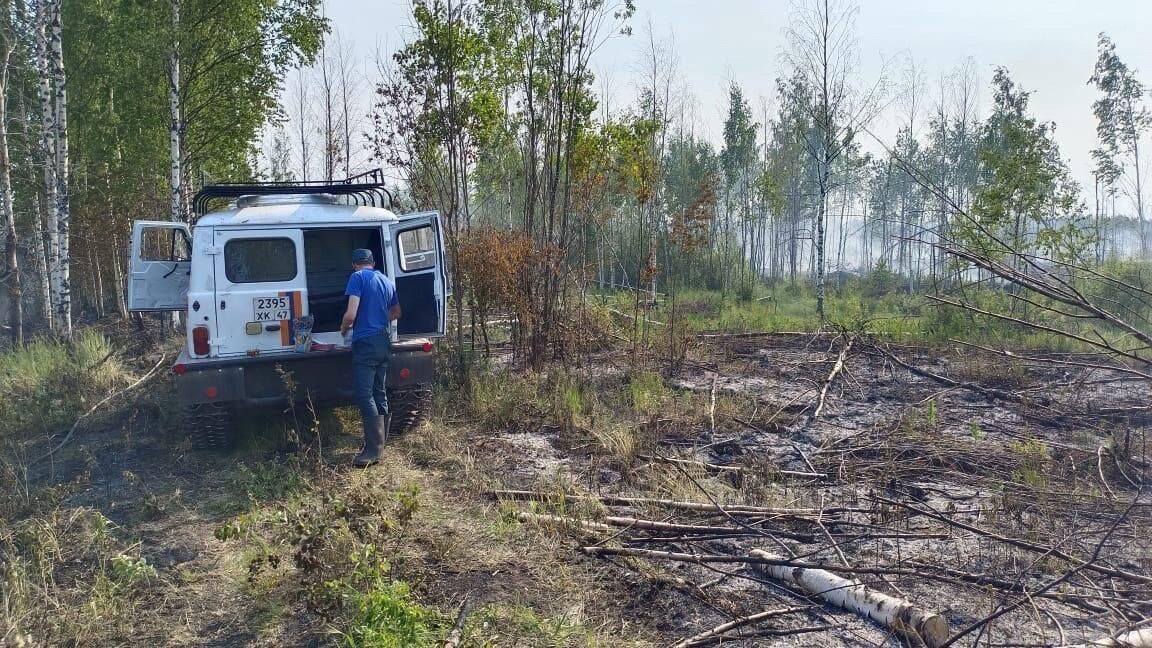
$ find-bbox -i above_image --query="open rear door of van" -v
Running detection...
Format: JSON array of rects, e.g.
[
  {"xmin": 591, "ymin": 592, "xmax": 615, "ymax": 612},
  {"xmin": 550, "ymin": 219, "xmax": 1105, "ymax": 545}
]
[
  {"xmin": 388, "ymin": 212, "xmax": 446, "ymax": 339},
  {"xmin": 128, "ymin": 221, "xmax": 192, "ymax": 311}
]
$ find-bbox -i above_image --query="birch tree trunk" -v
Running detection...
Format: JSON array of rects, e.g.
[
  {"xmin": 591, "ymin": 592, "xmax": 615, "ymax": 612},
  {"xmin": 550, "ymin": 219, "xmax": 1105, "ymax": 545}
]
[
  {"xmin": 168, "ymin": 0, "xmax": 184, "ymax": 223},
  {"xmin": 36, "ymin": 0, "xmax": 58, "ymax": 331},
  {"xmin": 32, "ymin": 196, "xmax": 51, "ymax": 327},
  {"xmin": 0, "ymin": 39, "xmax": 20, "ymax": 344},
  {"xmin": 748, "ymin": 549, "xmax": 949, "ymax": 647},
  {"xmin": 48, "ymin": 0, "xmax": 71, "ymax": 334}
]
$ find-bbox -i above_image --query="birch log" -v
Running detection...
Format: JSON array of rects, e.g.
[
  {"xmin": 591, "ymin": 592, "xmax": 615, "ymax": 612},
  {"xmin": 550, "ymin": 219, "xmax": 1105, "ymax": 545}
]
[{"xmin": 747, "ymin": 549, "xmax": 949, "ymax": 648}]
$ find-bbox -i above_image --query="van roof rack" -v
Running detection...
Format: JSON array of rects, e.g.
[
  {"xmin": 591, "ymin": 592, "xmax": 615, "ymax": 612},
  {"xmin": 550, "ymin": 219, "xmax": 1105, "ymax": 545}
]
[{"xmin": 191, "ymin": 169, "xmax": 396, "ymax": 216}]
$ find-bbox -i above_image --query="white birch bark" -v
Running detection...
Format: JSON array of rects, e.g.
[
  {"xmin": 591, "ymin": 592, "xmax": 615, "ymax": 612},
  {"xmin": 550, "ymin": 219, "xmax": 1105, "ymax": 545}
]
[
  {"xmin": 0, "ymin": 40, "xmax": 21, "ymax": 343},
  {"xmin": 748, "ymin": 549, "xmax": 950, "ymax": 647},
  {"xmin": 32, "ymin": 195, "xmax": 51, "ymax": 327},
  {"xmin": 48, "ymin": 0, "xmax": 70, "ymax": 334},
  {"xmin": 36, "ymin": 0, "xmax": 59, "ymax": 331},
  {"xmin": 168, "ymin": 0, "xmax": 184, "ymax": 223}
]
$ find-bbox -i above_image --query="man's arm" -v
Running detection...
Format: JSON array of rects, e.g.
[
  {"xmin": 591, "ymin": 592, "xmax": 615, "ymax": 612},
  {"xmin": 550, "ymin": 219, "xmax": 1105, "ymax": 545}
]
[
  {"xmin": 341, "ymin": 296, "xmax": 360, "ymax": 336},
  {"xmin": 388, "ymin": 279, "xmax": 401, "ymax": 321}
]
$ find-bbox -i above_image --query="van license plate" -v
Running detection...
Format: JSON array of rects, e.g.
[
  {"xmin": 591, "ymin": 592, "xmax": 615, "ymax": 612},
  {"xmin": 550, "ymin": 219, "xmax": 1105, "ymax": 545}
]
[{"xmin": 253, "ymin": 296, "xmax": 291, "ymax": 322}]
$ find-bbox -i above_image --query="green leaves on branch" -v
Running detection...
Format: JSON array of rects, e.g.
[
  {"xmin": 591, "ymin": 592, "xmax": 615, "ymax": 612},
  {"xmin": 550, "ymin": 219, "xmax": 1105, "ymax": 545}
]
[{"xmin": 964, "ymin": 68, "xmax": 1092, "ymax": 264}]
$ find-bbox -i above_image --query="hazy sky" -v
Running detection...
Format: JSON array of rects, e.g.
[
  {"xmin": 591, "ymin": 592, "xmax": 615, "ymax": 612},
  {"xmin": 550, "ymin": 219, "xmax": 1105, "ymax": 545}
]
[{"xmin": 323, "ymin": 0, "xmax": 1152, "ymax": 195}]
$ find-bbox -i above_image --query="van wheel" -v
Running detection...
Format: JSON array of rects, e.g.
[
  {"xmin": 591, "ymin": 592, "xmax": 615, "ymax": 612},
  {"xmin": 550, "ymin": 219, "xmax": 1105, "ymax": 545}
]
[
  {"xmin": 182, "ymin": 403, "xmax": 235, "ymax": 450},
  {"xmin": 387, "ymin": 385, "xmax": 432, "ymax": 435}
]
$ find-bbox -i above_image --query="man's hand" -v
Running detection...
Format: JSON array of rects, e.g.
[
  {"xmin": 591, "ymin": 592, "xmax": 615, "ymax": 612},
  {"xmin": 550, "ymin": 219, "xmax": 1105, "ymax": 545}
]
[
  {"xmin": 389, "ymin": 304, "xmax": 402, "ymax": 322},
  {"xmin": 341, "ymin": 295, "xmax": 360, "ymax": 336}
]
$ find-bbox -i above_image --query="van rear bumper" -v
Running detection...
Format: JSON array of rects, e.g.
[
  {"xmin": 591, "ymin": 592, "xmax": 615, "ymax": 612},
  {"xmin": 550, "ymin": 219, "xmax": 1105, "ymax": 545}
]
[{"xmin": 173, "ymin": 341, "xmax": 436, "ymax": 407}]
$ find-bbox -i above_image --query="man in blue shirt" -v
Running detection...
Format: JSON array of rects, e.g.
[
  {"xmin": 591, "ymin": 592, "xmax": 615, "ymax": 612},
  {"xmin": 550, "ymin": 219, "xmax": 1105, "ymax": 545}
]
[{"xmin": 341, "ymin": 248, "xmax": 401, "ymax": 467}]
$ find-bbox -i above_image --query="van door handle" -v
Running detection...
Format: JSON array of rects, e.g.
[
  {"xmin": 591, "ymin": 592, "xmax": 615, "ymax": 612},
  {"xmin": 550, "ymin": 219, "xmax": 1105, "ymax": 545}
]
[{"xmin": 265, "ymin": 324, "xmax": 281, "ymax": 332}]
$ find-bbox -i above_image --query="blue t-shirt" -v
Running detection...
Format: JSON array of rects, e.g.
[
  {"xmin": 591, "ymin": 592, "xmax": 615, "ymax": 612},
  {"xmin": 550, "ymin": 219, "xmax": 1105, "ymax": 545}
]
[{"xmin": 345, "ymin": 268, "xmax": 400, "ymax": 342}]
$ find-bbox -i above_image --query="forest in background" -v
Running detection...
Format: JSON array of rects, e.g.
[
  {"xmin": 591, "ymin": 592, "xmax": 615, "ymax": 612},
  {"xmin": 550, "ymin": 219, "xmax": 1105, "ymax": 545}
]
[{"xmin": 0, "ymin": 0, "xmax": 1150, "ymax": 370}]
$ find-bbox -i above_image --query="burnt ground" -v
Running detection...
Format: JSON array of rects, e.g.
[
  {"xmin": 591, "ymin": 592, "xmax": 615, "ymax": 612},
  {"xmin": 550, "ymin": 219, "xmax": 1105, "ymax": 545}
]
[
  {"xmin": 4, "ymin": 329, "xmax": 1150, "ymax": 647},
  {"xmin": 482, "ymin": 333, "xmax": 1152, "ymax": 646}
]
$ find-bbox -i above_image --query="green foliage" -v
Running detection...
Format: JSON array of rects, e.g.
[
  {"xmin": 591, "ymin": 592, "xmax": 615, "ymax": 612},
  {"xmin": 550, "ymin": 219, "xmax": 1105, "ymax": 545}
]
[
  {"xmin": 338, "ymin": 564, "xmax": 436, "ymax": 648},
  {"xmin": 1010, "ymin": 439, "xmax": 1051, "ymax": 489},
  {"xmin": 1089, "ymin": 33, "xmax": 1150, "ymax": 192},
  {"xmin": 628, "ymin": 371, "xmax": 665, "ymax": 417},
  {"xmin": 866, "ymin": 259, "xmax": 897, "ymax": 298},
  {"xmin": 964, "ymin": 68, "xmax": 1092, "ymax": 263}
]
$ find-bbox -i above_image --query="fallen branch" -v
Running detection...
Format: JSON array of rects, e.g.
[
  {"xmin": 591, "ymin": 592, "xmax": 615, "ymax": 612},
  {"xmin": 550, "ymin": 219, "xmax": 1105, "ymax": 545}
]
[
  {"xmin": 688, "ymin": 624, "xmax": 835, "ymax": 646},
  {"xmin": 813, "ymin": 336, "xmax": 856, "ymax": 419},
  {"xmin": 747, "ymin": 549, "xmax": 949, "ymax": 648},
  {"xmin": 606, "ymin": 307, "xmax": 665, "ymax": 327},
  {"xmin": 489, "ymin": 491, "xmax": 838, "ymax": 520},
  {"xmin": 873, "ymin": 496, "xmax": 1152, "ymax": 585},
  {"xmin": 585, "ymin": 546, "xmax": 1118, "ymax": 614},
  {"xmin": 708, "ymin": 374, "xmax": 718, "ymax": 442},
  {"xmin": 939, "ymin": 492, "xmax": 1140, "ymax": 648},
  {"xmin": 515, "ymin": 512, "xmax": 611, "ymax": 533},
  {"xmin": 637, "ymin": 454, "xmax": 826, "ymax": 479},
  {"xmin": 517, "ymin": 511, "xmax": 816, "ymax": 542},
  {"xmin": 442, "ymin": 596, "xmax": 475, "ymax": 648},
  {"xmin": 36, "ymin": 354, "xmax": 168, "ymax": 464},
  {"xmin": 1061, "ymin": 629, "xmax": 1152, "ymax": 647},
  {"xmin": 951, "ymin": 339, "xmax": 1152, "ymax": 381},
  {"xmin": 696, "ymin": 331, "xmax": 832, "ymax": 340},
  {"xmin": 1099, "ymin": 446, "xmax": 1118, "ymax": 498},
  {"xmin": 669, "ymin": 606, "xmax": 812, "ymax": 648},
  {"xmin": 586, "ymin": 546, "xmax": 950, "ymax": 647},
  {"xmin": 874, "ymin": 345, "xmax": 1019, "ymax": 403}
]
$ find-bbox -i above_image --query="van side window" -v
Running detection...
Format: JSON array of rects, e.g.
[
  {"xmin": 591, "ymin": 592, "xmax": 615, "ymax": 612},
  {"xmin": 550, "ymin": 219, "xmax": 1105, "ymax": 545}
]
[
  {"xmin": 397, "ymin": 226, "xmax": 436, "ymax": 272},
  {"xmin": 224, "ymin": 238, "xmax": 297, "ymax": 283},
  {"xmin": 140, "ymin": 226, "xmax": 191, "ymax": 262}
]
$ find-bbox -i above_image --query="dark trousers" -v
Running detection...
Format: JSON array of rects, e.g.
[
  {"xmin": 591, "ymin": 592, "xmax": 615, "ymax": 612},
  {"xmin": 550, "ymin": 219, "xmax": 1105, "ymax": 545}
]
[{"xmin": 351, "ymin": 333, "xmax": 391, "ymax": 419}]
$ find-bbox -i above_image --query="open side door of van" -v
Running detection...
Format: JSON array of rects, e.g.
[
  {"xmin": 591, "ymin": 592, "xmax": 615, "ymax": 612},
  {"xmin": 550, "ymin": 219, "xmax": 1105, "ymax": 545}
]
[
  {"xmin": 389, "ymin": 212, "xmax": 446, "ymax": 338},
  {"xmin": 128, "ymin": 221, "xmax": 192, "ymax": 311}
]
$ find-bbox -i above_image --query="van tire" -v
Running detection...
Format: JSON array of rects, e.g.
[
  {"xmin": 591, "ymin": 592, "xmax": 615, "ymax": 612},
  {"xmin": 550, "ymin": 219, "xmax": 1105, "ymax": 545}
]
[
  {"xmin": 387, "ymin": 385, "xmax": 431, "ymax": 435},
  {"xmin": 183, "ymin": 402, "xmax": 235, "ymax": 450}
]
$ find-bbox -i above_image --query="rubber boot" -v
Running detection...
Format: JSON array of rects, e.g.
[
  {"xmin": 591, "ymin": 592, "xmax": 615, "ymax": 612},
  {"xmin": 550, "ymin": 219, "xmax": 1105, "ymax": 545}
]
[{"xmin": 353, "ymin": 416, "xmax": 384, "ymax": 468}]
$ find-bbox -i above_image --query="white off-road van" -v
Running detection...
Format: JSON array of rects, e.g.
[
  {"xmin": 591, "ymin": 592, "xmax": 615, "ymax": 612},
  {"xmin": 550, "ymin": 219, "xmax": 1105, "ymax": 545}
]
[{"xmin": 127, "ymin": 170, "xmax": 446, "ymax": 447}]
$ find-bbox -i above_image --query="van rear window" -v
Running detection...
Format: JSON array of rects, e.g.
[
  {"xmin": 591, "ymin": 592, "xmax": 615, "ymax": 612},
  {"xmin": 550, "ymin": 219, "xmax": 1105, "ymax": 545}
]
[
  {"xmin": 224, "ymin": 238, "xmax": 297, "ymax": 283},
  {"xmin": 398, "ymin": 226, "xmax": 436, "ymax": 272}
]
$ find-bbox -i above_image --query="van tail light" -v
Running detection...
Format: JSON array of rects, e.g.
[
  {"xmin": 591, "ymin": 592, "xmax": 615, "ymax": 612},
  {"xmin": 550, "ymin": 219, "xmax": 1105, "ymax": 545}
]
[
  {"xmin": 422, "ymin": 342, "xmax": 433, "ymax": 353},
  {"xmin": 173, "ymin": 363, "xmax": 187, "ymax": 375},
  {"xmin": 399, "ymin": 368, "xmax": 411, "ymax": 380},
  {"xmin": 192, "ymin": 326, "xmax": 210, "ymax": 356}
]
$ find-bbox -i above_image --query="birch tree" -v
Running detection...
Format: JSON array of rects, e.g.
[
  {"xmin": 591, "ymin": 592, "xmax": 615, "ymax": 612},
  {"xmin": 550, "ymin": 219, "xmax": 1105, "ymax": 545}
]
[
  {"xmin": 0, "ymin": 1, "xmax": 19, "ymax": 343},
  {"xmin": 785, "ymin": 0, "xmax": 883, "ymax": 322},
  {"xmin": 34, "ymin": 0, "xmax": 69, "ymax": 335},
  {"xmin": 1089, "ymin": 33, "xmax": 1150, "ymax": 254},
  {"xmin": 165, "ymin": 0, "xmax": 326, "ymax": 220}
]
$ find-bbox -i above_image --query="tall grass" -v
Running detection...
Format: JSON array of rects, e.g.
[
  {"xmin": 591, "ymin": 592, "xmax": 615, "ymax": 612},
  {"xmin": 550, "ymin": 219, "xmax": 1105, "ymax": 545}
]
[{"xmin": 0, "ymin": 331, "xmax": 128, "ymax": 444}]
